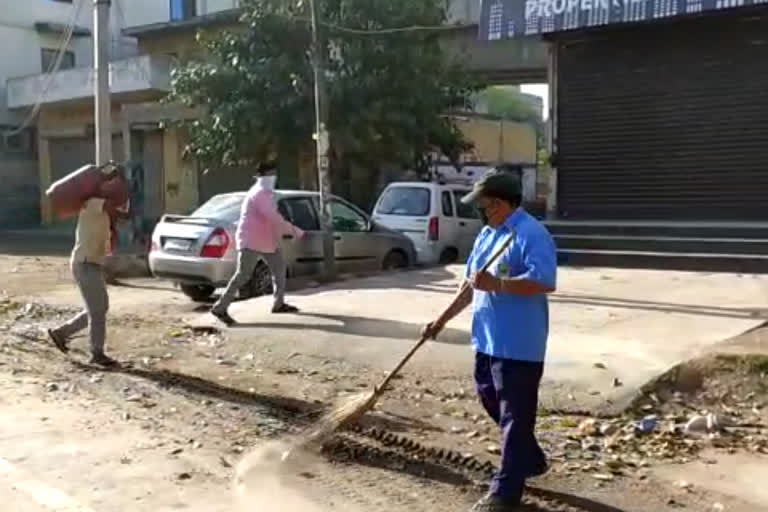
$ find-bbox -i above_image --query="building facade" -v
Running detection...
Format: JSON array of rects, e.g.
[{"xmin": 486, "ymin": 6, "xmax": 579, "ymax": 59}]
[
  {"xmin": 5, "ymin": 0, "xmax": 546, "ymax": 228},
  {"xmin": 481, "ymin": 0, "xmax": 768, "ymax": 222},
  {"xmin": 0, "ymin": 0, "xmax": 96, "ymax": 226}
]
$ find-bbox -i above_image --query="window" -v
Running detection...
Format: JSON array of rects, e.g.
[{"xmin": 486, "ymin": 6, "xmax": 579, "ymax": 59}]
[
  {"xmin": 280, "ymin": 198, "xmax": 320, "ymax": 231},
  {"xmin": 453, "ymin": 190, "xmax": 480, "ymax": 219},
  {"xmin": 41, "ymin": 49, "xmax": 75, "ymax": 72},
  {"xmin": 1, "ymin": 129, "xmax": 34, "ymax": 155},
  {"xmin": 192, "ymin": 193, "xmax": 244, "ymax": 223},
  {"xmin": 375, "ymin": 187, "xmax": 431, "ymax": 216},
  {"xmin": 441, "ymin": 191, "xmax": 454, "ymax": 217},
  {"xmin": 170, "ymin": 0, "xmax": 196, "ymax": 21},
  {"xmin": 330, "ymin": 200, "xmax": 368, "ymax": 232}
]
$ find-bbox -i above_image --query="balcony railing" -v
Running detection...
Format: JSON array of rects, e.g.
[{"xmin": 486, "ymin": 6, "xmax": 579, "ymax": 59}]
[{"xmin": 6, "ymin": 54, "xmax": 173, "ymax": 109}]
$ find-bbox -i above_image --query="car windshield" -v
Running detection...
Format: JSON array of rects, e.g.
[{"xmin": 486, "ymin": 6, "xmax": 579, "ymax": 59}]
[
  {"xmin": 376, "ymin": 187, "xmax": 430, "ymax": 216},
  {"xmin": 192, "ymin": 194, "xmax": 244, "ymax": 223}
]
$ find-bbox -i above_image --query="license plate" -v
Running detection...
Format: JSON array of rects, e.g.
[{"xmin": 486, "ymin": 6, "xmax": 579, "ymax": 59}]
[{"xmin": 164, "ymin": 239, "xmax": 192, "ymax": 251}]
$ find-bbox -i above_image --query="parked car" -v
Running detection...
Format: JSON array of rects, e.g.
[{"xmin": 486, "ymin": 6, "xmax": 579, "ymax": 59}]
[
  {"xmin": 371, "ymin": 181, "xmax": 483, "ymax": 265},
  {"xmin": 149, "ymin": 190, "xmax": 416, "ymax": 302}
]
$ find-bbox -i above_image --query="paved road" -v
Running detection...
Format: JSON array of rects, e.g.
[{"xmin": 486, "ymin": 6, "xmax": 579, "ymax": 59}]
[
  {"xmin": 0, "ymin": 380, "xmax": 232, "ymax": 512},
  {"xmin": 188, "ymin": 265, "xmax": 768, "ymax": 408}
]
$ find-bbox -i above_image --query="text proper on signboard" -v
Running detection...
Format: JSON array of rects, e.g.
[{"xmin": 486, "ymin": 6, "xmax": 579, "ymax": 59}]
[{"xmin": 526, "ymin": 0, "xmax": 645, "ymax": 18}]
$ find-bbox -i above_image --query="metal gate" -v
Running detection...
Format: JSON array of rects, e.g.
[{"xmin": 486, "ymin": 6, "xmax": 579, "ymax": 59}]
[{"xmin": 555, "ymin": 10, "xmax": 768, "ymax": 220}]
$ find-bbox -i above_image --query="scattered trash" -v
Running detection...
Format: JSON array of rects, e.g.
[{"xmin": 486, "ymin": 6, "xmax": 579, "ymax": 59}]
[
  {"xmin": 634, "ymin": 416, "xmax": 658, "ymax": 435},
  {"xmin": 45, "ymin": 382, "xmax": 58, "ymax": 392},
  {"xmin": 684, "ymin": 413, "xmax": 731, "ymax": 435},
  {"xmin": 177, "ymin": 472, "xmax": 192, "ymax": 480},
  {"xmin": 594, "ymin": 362, "xmax": 607, "ymax": 370},
  {"xmin": 613, "ymin": 378, "xmax": 623, "ymax": 387},
  {"xmin": 486, "ymin": 445, "xmax": 501, "ymax": 455},
  {"xmin": 593, "ymin": 473, "xmax": 614, "ymax": 481},
  {"xmin": 578, "ymin": 419, "xmax": 599, "ymax": 437}
]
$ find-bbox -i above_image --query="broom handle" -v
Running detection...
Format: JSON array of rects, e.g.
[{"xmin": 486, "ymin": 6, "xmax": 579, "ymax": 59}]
[{"xmin": 374, "ymin": 233, "xmax": 515, "ymax": 396}]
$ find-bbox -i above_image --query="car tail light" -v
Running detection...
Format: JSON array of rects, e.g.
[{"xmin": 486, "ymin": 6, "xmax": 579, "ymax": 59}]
[
  {"xmin": 428, "ymin": 217, "xmax": 439, "ymax": 241},
  {"xmin": 200, "ymin": 228, "xmax": 230, "ymax": 258},
  {"xmin": 151, "ymin": 240, "xmax": 159, "ymax": 253}
]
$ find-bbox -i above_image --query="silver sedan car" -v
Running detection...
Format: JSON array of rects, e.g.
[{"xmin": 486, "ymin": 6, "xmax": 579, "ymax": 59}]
[{"xmin": 149, "ymin": 190, "xmax": 417, "ymax": 301}]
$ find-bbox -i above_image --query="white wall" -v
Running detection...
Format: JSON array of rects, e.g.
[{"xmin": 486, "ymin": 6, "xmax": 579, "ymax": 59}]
[
  {"xmin": 0, "ymin": 0, "xmax": 94, "ymax": 124},
  {"xmin": 118, "ymin": 0, "xmax": 238, "ymax": 29},
  {"xmin": 117, "ymin": 0, "xmax": 169, "ymax": 29},
  {"xmin": 446, "ymin": 0, "xmax": 482, "ymax": 24}
]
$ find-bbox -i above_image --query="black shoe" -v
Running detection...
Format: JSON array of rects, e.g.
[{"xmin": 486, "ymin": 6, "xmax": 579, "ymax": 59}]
[
  {"xmin": 471, "ymin": 494, "xmax": 522, "ymax": 512},
  {"xmin": 47, "ymin": 329, "xmax": 69, "ymax": 354},
  {"xmin": 211, "ymin": 309, "xmax": 236, "ymax": 326},
  {"xmin": 89, "ymin": 353, "xmax": 120, "ymax": 368},
  {"xmin": 272, "ymin": 303, "xmax": 299, "ymax": 314}
]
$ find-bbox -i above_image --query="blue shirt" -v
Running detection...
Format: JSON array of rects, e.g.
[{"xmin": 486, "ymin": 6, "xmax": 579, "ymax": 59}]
[{"xmin": 465, "ymin": 209, "xmax": 557, "ymax": 362}]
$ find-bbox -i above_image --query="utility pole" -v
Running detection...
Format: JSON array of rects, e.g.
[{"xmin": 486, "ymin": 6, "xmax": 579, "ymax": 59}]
[
  {"xmin": 309, "ymin": 0, "xmax": 336, "ymax": 280},
  {"xmin": 94, "ymin": 0, "xmax": 112, "ymax": 166}
]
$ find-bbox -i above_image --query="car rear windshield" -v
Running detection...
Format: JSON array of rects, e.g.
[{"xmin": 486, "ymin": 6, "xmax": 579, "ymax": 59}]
[
  {"xmin": 192, "ymin": 194, "xmax": 244, "ymax": 223},
  {"xmin": 376, "ymin": 187, "xmax": 430, "ymax": 216}
]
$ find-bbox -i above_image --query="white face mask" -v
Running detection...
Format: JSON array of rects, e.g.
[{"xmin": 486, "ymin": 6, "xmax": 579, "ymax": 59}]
[{"xmin": 259, "ymin": 175, "xmax": 277, "ymax": 190}]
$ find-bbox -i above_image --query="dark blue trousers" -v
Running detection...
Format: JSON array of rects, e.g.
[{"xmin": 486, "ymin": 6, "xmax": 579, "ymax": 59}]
[{"xmin": 474, "ymin": 352, "xmax": 547, "ymax": 503}]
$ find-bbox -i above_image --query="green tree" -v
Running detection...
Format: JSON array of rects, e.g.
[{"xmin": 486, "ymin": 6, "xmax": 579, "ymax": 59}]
[
  {"xmin": 169, "ymin": 0, "xmax": 481, "ymax": 190},
  {"xmin": 476, "ymin": 86, "xmax": 545, "ymax": 147}
]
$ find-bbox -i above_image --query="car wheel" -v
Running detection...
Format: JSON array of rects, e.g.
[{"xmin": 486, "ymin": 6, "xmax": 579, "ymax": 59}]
[
  {"xmin": 382, "ymin": 250, "xmax": 408, "ymax": 271},
  {"xmin": 439, "ymin": 248, "xmax": 459, "ymax": 265},
  {"xmin": 180, "ymin": 284, "xmax": 215, "ymax": 302},
  {"xmin": 242, "ymin": 261, "xmax": 274, "ymax": 299}
]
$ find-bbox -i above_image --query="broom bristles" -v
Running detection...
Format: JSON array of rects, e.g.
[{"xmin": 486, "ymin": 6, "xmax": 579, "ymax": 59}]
[{"xmin": 303, "ymin": 390, "xmax": 377, "ymax": 445}]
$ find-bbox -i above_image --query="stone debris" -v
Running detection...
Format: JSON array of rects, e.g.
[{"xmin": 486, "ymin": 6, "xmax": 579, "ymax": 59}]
[{"xmin": 486, "ymin": 444, "xmax": 501, "ymax": 455}]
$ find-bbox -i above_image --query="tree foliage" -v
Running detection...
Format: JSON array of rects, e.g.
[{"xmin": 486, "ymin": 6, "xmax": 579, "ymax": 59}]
[
  {"xmin": 169, "ymin": 0, "xmax": 481, "ymax": 186},
  {"xmin": 475, "ymin": 86, "xmax": 545, "ymax": 148}
]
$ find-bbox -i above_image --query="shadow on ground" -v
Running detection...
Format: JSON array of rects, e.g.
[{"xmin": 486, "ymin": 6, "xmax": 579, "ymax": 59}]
[
  {"xmin": 231, "ymin": 311, "xmax": 469, "ymax": 345},
  {"xmin": 69, "ymin": 361, "xmax": 435, "ymax": 434},
  {"xmin": 527, "ymin": 487, "xmax": 627, "ymax": 512}
]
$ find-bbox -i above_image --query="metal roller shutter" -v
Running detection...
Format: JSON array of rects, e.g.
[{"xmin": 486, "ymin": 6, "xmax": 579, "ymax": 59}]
[{"xmin": 556, "ymin": 10, "xmax": 768, "ymax": 220}]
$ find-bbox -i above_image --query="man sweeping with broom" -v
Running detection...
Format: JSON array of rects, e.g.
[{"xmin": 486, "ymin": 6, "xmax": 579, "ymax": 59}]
[{"xmin": 423, "ymin": 171, "xmax": 557, "ymax": 512}]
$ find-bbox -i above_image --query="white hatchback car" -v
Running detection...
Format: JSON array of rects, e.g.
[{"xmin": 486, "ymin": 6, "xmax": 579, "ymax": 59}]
[{"xmin": 371, "ymin": 181, "xmax": 483, "ymax": 265}]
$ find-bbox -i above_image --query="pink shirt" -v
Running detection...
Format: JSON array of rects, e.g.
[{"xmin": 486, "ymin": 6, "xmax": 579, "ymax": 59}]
[{"xmin": 235, "ymin": 183, "xmax": 303, "ymax": 253}]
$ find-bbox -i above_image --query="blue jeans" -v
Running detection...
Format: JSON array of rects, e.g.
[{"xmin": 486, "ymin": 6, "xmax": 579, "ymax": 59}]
[{"xmin": 474, "ymin": 352, "xmax": 547, "ymax": 503}]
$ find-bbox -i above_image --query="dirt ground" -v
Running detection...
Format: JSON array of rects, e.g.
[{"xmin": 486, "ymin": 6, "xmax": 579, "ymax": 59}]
[{"xmin": 1, "ymin": 253, "xmax": 767, "ymax": 512}]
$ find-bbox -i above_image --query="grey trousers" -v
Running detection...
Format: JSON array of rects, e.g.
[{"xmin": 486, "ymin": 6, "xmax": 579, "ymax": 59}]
[
  {"xmin": 213, "ymin": 249, "xmax": 286, "ymax": 313},
  {"xmin": 55, "ymin": 262, "xmax": 109, "ymax": 355}
]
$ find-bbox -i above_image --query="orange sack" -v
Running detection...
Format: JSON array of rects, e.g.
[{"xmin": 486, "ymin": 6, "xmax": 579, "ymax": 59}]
[{"xmin": 46, "ymin": 164, "xmax": 124, "ymax": 219}]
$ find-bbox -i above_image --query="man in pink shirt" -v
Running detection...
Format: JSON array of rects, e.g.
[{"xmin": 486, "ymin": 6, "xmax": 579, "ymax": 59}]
[{"xmin": 211, "ymin": 167, "xmax": 304, "ymax": 325}]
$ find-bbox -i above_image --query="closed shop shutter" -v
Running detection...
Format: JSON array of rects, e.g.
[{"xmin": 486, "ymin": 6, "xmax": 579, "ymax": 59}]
[
  {"xmin": 49, "ymin": 136, "xmax": 123, "ymax": 182},
  {"xmin": 555, "ymin": 10, "xmax": 768, "ymax": 220}
]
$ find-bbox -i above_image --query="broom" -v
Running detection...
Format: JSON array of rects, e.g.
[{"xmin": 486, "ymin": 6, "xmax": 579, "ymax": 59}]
[{"xmin": 299, "ymin": 234, "xmax": 516, "ymax": 449}]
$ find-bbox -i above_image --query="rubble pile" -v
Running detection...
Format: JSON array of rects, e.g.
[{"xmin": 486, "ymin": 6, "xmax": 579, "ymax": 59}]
[{"xmin": 546, "ymin": 355, "xmax": 768, "ymax": 480}]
